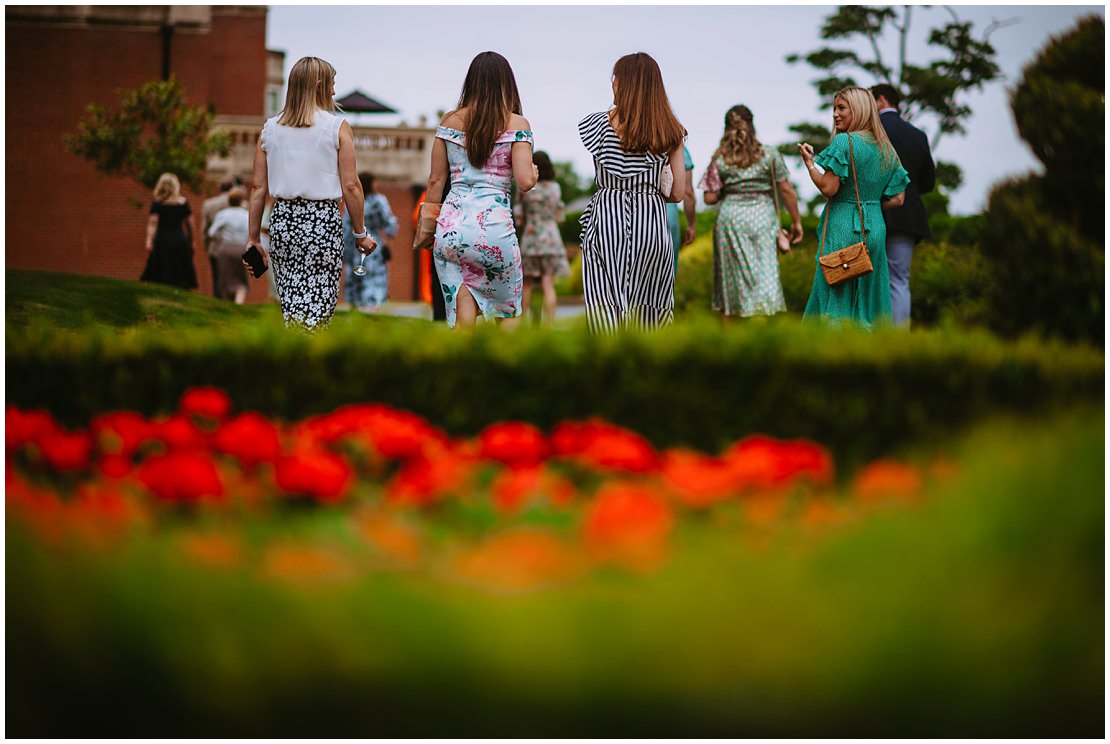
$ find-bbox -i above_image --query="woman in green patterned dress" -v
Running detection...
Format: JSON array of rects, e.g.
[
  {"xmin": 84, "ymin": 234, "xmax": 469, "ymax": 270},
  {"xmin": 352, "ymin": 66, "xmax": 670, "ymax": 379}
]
[
  {"xmin": 798, "ymin": 86, "xmax": 910, "ymax": 328},
  {"xmin": 698, "ymin": 105, "xmax": 803, "ymax": 318}
]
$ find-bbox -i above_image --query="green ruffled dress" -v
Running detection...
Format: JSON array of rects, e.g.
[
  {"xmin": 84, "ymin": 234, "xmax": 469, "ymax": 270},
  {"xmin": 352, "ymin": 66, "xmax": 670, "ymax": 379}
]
[{"xmin": 803, "ymin": 132, "xmax": 910, "ymax": 329}]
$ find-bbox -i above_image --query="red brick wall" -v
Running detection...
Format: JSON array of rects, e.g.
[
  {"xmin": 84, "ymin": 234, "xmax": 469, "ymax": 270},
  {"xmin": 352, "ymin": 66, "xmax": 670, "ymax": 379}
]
[{"xmin": 5, "ymin": 10, "xmax": 268, "ymax": 301}]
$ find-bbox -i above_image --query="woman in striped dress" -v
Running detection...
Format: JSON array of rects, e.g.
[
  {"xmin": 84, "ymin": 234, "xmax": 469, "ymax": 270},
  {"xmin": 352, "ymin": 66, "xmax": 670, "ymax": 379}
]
[{"xmin": 578, "ymin": 52, "xmax": 687, "ymax": 333}]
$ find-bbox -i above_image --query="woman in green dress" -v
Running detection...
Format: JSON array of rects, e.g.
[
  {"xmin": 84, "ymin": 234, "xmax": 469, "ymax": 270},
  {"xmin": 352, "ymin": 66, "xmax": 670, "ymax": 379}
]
[
  {"xmin": 699, "ymin": 105, "xmax": 803, "ymax": 318},
  {"xmin": 799, "ymin": 86, "xmax": 910, "ymax": 328}
]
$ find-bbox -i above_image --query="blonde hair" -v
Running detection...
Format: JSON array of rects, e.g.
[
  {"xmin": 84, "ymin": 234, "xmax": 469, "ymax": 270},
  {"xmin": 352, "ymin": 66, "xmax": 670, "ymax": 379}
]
[
  {"xmin": 713, "ymin": 104, "xmax": 764, "ymax": 169},
  {"xmin": 833, "ymin": 86, "xmax": 898, "ymax": 168},
  {"xmin": 153, "ymin": 172, "xmax": 181, "ymax": 202},
  {"xmin": 278, "ymin": 56, "xmax": 337, "ymax": 128}
]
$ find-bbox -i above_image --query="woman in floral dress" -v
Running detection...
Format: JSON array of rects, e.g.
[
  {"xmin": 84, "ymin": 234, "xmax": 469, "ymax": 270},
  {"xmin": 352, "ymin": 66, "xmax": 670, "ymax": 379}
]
[
  {"xmin": 517, "ymin": 150, "xmax": 569, "ymax": 325},
  {"xmin": 699, "ymin": 105, "xmax": 803, "ymax": 318},
  {"xmin": 416, "ymin": 52, "xmax": 538, "ymax": 328},
  {"xmin": 342, "ymin": 171, "xmax": 398, "ymax": 312}
]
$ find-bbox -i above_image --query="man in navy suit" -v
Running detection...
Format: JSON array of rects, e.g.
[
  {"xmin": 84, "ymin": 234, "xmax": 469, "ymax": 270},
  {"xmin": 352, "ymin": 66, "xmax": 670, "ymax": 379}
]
[{"xmin": 871, "ymin": 84, "xmax": 936, "ymax": 327}]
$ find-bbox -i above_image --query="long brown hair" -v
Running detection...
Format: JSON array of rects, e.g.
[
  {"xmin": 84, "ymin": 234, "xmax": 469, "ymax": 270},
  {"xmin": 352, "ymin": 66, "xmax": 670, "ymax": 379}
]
[
  {"xmin": 455, "ymin": 51, "xmax": 522, "ymax": 169},
  {"xmin": 278, "ymin": 57, "xmax": 337, "ymax": 127},
  {"xmin": 713, "ymin": 104, "xmax": 764, "ymax": 169},
  {"xmin": 611, "ymin": 52, "xmax": 684, "ymax": 155}
]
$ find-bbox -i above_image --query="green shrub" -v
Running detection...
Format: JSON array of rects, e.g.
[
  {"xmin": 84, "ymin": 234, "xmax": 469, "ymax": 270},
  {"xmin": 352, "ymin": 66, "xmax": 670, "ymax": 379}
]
[
  {"xmin": 7, "ymin": 317, "xmax": 1102, "ymax": 468},
  {"xmin": 981, "ymin": 16, "xmax": 1104, "ymax": 345}
]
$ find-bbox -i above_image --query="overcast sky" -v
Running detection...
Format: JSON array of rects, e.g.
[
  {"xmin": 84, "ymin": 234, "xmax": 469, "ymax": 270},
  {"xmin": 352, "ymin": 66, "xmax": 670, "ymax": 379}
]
[{"xmin": 268, "ymin": 4, "xmax": 1102, "ymax": 214}]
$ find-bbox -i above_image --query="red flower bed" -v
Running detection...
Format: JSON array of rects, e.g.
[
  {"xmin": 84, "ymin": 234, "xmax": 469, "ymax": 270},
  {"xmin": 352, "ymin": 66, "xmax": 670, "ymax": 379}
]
[{"xmin": 6, "ymin": 388, "xmax": 933, "ymax": 581}]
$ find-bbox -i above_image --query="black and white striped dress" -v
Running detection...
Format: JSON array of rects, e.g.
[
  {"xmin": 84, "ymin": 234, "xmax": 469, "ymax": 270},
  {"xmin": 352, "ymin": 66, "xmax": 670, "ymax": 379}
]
[{"xmin": 578, "ymin": 111, "xmax": 674, "ymax": 333}]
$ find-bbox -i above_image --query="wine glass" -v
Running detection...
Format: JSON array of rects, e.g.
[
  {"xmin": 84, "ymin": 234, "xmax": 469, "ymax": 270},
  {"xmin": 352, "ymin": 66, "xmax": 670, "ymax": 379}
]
[{"xmin": 353, "ymin": 251, "xmax": 369, "ymax": 276}]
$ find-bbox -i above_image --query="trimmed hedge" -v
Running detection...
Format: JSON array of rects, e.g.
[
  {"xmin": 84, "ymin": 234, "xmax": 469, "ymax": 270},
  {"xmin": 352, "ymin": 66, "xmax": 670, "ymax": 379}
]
[{"xmin": 7, "ymin": 318, "xmax": 1102, "ymax": 467}]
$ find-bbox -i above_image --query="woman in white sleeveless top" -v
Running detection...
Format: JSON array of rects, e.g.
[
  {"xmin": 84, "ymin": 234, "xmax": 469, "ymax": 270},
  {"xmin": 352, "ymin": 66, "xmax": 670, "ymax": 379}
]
[{"xmin": 245, "ymin": 56, "xmax": 376, "ymax": 330}]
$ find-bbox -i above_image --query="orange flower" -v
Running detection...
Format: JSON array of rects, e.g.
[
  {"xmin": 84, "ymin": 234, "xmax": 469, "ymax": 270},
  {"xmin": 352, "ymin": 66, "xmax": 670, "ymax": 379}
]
[
  {"xmin": 263, "ymin": 544, "xmax": 349, "ymax": 582},
  {"xmin": 179, "ymin": 533, "xmax": 242, "ymax": 569},
  {"xmin": 138, "ymin": 451, "xmax": 225, "ymax": 503},
  {"xmin": 354, "ymin": 511, "xmax": 423, "ymax": 566},
  {"xmin": 179, "ymin": 387, "xmax": 231, "ymax": 423},
  {"xmin": 582, "ymin": 481, "xmax": 673, "ymax": 570},
  {"xmin": 451, "ymin": 529, "xmax": 580, "ymax": 592},
  {"xmin": 213, "ymin": 413, "xmax": 282, "ymax": 468},
  {"xmin": 853, "ymin": 460, "xmax": 922, "ymax": 504},
  {"xmin": 478, "ymin": 422, "xmax": 548, "ymax": 466},
  {"xmin": 661, "ymin": 449, "xmax": 740, "ymax": 508},
  {"xmin": 274, "ymin": 448, "xmax": 353, "ymax": 504}
]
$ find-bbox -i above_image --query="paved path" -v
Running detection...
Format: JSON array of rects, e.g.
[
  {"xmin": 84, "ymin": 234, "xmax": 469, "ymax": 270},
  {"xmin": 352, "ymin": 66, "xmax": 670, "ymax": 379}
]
[{"xmin": 348, "ymin": 300, "xmax": 588, "ymax": 322}]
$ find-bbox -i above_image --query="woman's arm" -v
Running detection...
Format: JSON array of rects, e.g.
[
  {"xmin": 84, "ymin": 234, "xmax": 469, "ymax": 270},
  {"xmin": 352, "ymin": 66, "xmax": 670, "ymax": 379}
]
[
  {"xmin": 425, "ymin": 137, "xmax": 449, "ymax": 203},
  {"xmin": 145, "ymin": 213, "xmax": 157, "ymax": 250},
  {"xmin": 881, "ymin": 192, "xmax": 905, "ymax": 210},
  {"xmin": 798, "ymin": 143, "xmax": 840, "ymax": 198},
  {"xmin": 777, "ymin": 178, "xmax": 804, "ymax": 244},
  {"xmin": 665, "ymin": 145, "xmax": 685, "ymax": 204},
  {"xmin": 184, "ymin": 212, "xmax": 196, "ymax": 243},
  {"xmin": 247, "ymin": 139, "xmax": 268, "ymax": 247},
  {"xmin": 338, "ymin": 121, "xmax": 376, "ymax": 254},
  {"xmin": 682, "ymin": 170, "xmax": 697, "ymax": 245}
]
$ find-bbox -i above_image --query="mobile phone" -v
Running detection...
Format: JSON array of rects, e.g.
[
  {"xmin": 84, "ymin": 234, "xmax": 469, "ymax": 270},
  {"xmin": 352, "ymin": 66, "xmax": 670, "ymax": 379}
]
[{"xmin": 243, "ymin": 244, "xmax": 268, "ymax": 278}]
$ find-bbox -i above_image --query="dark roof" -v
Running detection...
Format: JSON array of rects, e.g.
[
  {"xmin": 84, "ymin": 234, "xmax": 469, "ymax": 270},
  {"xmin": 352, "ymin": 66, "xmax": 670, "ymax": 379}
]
[{"xmin": 336, "ymin": 90, "xmax": 397, "ymax": 113}]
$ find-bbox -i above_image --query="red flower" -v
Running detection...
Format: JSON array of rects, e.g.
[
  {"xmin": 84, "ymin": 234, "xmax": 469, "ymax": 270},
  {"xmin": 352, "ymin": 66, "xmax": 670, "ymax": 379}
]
[
  {"xmin": 491, "ymin": 464, "xmax": 578, "ymax": 515},
  {"xmin": 98, "ymin": 454, "xmax": 134, "ymax": 479},
  {"xmin": 179, "ymin": 387, "xmax": 231, "ymax": 422},
  {"xmin": 582, "ymin": 481, "xmax": 673, "ymax": 569},
  {"xmin": 478, "ymin": 422, "xmax": 548, "ymax": 466},
  {"xmin": 91, "ymin": 411, "xmax": 154, "ymax": 456},
  {"xmin": 274, "ymin": 448, "xmax": 353, "ymax": 504},
  {"xmin": 39, "ymin": 430, "xmax": 94, "ymax": 472},
  {"xmin": 138, "ymin": 451, "xmax": 225, "ymax": 503},
  {"xmin": 154, "ymin": 415, "xmax": 209, "ymax": 452},
  {"xmin": 552, "ymin": 420, "xmax": 659, "ymax": 473},
  {"xmin": 386, "ymin": 451, "xmax": 474, "ymax": 508},
  {"xmin": 296, "ymin": 404, "xmax": 446, "ymax": 460},
  {"xmin": 723, "ymin": 435, "xmax": 834, "ymax": 491},
  {"xmin": 6, "ymin": 407, "xmax": 58, "ymax": 451},
  {"xmin": 213, "ymin": 413, "xmax": 282, "ymax": 468}
]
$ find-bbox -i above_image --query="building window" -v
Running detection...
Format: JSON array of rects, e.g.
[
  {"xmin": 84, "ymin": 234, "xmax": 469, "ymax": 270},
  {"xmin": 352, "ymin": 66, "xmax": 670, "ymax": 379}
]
[{"xmin": 266, "ymin": 86, "xmax": 282, "ymax": 116}]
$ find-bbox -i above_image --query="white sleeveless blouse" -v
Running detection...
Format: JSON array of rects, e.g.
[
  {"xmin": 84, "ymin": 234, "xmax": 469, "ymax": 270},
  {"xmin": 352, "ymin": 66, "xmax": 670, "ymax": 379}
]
[{"xmin": 261, "ymin": 109, "xmax": 343, "ymax": 200}]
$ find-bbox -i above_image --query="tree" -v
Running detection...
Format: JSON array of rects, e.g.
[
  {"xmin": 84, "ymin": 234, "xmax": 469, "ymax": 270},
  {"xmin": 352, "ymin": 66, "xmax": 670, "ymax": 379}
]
[
  {"xmin": 65, "ymin": 77, "xmax": 230, "ymax": 192},
  {"xmin": 979, "ymin": 16, "xmax": 1103, "ymax": 345},
  {"xmin": 551, "ymin": 159, "xmax": 594, "ymax": 205},
  {"xmin": 782, "ymin": 5, "xmax": 1014, "ymax": 211}
]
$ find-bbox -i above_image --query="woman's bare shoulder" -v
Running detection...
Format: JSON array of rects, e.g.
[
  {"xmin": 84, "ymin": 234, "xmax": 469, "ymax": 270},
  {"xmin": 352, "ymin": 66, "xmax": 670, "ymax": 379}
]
[
  {"xmin": 508, "ymin": 113, "xmax": 531, "ymax": 130},
  {"xmin": 441, "ymin": 109, "xmax": 466, "ymax": 129}
]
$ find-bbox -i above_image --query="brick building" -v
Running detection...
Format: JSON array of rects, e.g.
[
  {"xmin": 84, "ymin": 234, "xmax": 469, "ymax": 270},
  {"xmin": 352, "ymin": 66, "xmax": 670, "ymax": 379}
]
[{"xmin": 6, "ymin": 5, "xmax": 433, "ymax": 304}]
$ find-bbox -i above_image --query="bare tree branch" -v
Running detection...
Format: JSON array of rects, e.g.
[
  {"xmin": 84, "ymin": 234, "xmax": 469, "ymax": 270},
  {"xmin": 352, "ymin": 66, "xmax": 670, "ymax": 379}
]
[
  {"xmin": 898, "ymin": 5, "xmax": 912, "ymax": 85},
  {"xmin": 983, "ymin": 17, "xmax": 1021, "ymax": 42}
]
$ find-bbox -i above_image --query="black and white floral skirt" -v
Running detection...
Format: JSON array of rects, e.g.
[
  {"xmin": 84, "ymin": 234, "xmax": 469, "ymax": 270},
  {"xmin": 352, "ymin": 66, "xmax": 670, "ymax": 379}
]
[{"xmin": 269, "ymin": 198, "xmax": 344, "ymax": 331}]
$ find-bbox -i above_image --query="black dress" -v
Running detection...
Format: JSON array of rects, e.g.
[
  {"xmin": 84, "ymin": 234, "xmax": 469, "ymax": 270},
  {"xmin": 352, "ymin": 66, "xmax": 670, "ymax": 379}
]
[{"xmin": 141, "ymin": 200, "xmax": 198, "ymax": 289}]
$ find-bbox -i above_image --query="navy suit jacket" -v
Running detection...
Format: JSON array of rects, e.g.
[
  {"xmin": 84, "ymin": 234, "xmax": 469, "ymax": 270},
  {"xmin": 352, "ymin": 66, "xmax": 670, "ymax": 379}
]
[{"xmin": 879, "ymin": 111, "xmax": 936, "ymax": 241}]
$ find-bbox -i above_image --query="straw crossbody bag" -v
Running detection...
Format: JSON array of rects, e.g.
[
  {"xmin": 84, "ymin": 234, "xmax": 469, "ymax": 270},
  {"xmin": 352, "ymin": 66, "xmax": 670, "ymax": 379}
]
[{"xmin": 817, "ymin": 134, "xmax": 873, "ymax": 286}]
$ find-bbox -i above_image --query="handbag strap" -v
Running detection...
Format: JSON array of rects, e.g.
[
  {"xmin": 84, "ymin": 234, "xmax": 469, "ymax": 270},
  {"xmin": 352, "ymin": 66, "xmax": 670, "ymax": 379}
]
[
  {"xmin": 817, "ymin": 134, "xmax": 867, "ymax": 258},
  {"xmin": 770, "ymin": 156, "xmax": 782, "ymax": 226}
]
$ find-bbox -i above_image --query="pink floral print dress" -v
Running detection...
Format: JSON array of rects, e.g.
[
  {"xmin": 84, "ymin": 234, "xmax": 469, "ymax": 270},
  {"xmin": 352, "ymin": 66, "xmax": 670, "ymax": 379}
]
[{"xmin": 434, "ymin": 126, "xmax": 534, "ymax": 327}]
